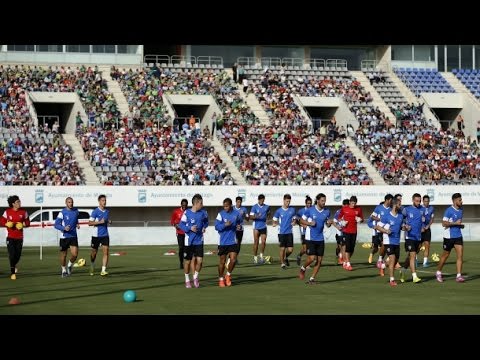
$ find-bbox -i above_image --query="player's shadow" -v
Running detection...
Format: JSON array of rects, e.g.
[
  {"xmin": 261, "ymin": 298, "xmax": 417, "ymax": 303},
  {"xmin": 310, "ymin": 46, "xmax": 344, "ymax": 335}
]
[
  {"xmin": 202, "ymin": 274, "xmax": 292, "ymax": 286},
  {"xmin": 320, "ymin": 273, "xmax": 385, "ymax": 284}
]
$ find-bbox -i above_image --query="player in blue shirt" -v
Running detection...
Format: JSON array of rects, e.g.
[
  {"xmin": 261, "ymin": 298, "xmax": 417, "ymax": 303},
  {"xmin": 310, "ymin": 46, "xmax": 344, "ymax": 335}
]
[
  {"xmin": 215, "ymin": 197, "xmax": 242, "ymax": 287},
  {"xmin": 368, "ymin": 194, "xmax": 393, "ymax": 274},
  {"xmin": 179, "ymin": 194, "xmax": 209, "ymax": 288},
  {"xmin": 399, "ymin": 193, "xmax": 425, "ymax": 283},
  {"xmin": 234, "ymin": 196, "xmax": 249, "ymax": 264},
  {"xmin": 436, "ymin": 193, "xmax": 465, "ymax": 283},
  {"xmin": 375, "ymin": 198, "xmax": 405, "ymax": 286},
  {"xmin": 249, "ymin": 194, "xmax": 270, "ymax": 264},
  {"xmin": 272, "ymin": 194, "xmax": 297, "ymax": 269},
  {"xmin": 420, "ymin": 194, "xmax": 435, "ymax": 267},
  {"xmin": 54, "ymin": 197, "xmax": 80, "ymax": 277},
  {"xmin": 88, "ymin": 194, "xmax": 111, "ymax": 276},
  {"xmin": 296, "ymin": 196, "xmax": 313, "ymax": 265},
  {"xmin": 298, "ymin": 193, "xmax": 332, "ymax": 284}
]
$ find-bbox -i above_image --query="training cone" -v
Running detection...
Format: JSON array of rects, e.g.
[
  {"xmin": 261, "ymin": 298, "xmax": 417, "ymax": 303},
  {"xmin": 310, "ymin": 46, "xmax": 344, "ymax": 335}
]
[{"xmin": 8, "ymin": 297, "xmax": 20, "ymax": 305}]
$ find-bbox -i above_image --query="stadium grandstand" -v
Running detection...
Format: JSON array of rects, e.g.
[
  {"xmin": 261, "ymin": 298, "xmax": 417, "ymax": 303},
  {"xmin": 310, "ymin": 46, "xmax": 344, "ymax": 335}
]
[
  {"xmin": 2, "ymin": 44, "xmax": 480, "ymax": 225},
  {"xmin": 1, "ymin": 44, "xmax": 479, "ymax": 188}
]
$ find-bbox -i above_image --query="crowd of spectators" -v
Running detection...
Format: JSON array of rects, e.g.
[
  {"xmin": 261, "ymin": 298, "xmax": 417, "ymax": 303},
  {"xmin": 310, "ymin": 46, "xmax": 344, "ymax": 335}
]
[
  {"xmin": 0, "ymin": 122, "xmax": 84, "ymax": 185},
  {"xmin": 353, "ymin": 103, "xmax": 480, "ymax": 185}
]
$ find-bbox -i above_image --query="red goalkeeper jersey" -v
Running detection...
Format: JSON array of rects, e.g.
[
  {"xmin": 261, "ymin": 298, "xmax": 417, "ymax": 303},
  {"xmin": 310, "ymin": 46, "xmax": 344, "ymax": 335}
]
[{"xmin": 1, "ymin": 208, "xmax": 30, "ymax": 240}]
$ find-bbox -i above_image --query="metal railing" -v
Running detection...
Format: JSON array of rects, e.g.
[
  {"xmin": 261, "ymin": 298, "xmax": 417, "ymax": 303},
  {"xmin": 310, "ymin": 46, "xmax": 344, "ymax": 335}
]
[
  {"xmin": 308, "ymin": 58, "xmax": 325, "ymax": 68},
  {"xmin": 197, "ymin": 56, "xmax": 223, "ymax": 67},
  {"xmin": 326, "ymin": 59, "xmax": 348, "ymax": 70},
  {"xmin": 260, "ymin": 57, "xmax": 282, "ymax": 68},
  {"xmin": 361, "ymin": 59, "xmax": 377, "ymax": 72},
  {"xmin": 143, "ymin": 54, "xmax": 223, "ymax": 67},
  {"xmin": 237, "ymin": 57, "xmax": 349, "ymax": 70},
  {"xmin": 37, "ymin": 115, "xmax": 59, "ymax": 129},
  {"xmin": 237, "ymin": 57, "xmax": 260, "ymax": 68},
  {"xmin": 171, "ymin": 55, "xmax": 196, "ymax": 66},
  {"xmin": 144, "ymin": 54, "xmax": 170, "ymax": 66},
  {"xmin": 280, "ymin": 57, "xmax": 304, "ymax": 67}
]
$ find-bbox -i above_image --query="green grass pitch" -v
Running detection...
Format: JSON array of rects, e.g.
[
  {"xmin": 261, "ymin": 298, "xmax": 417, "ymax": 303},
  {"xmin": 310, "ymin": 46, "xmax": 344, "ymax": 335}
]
[{"xmin": 0, "ymin": 243, "xmax": 478, "ymax": 314}]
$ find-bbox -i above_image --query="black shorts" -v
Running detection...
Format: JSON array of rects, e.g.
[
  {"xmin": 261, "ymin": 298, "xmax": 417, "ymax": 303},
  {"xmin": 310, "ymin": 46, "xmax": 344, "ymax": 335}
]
[
  {"xmin": 385, "ymin": 244, "xmax": 400, "ymax": 259},
  {"xmin": 236, "ymin": 230, "xmax": 244, "ymax": 243},
  {"xmin": 335, "ymin": 234, "xmax": 345, "ymax": 245},
  {"xmin": 278, "ymin": 233, "xmax": 294, "ymax": 248},
  {"xmin": 305, "ymin": 240, "xmax": 325, "ymax": 257},
  {"xmin": 300, "ymin": 234, "xmax": 306, "ymax": 244},
  {"xmin": 421, "ymin": 228, "xmax": 431, "ymax": 242},
  {"xmin": 442, "ymin": 237, "xmax": 463, "ymax": 252},
  {"xmin": 176, "ymin": 234, "xmax": 185, "ymax": 247},
  {"xmin": 184, "ymin": 244, "xmax": 204, "ymax": 260},
  {"xmin": 372, "ymin": 233, "xmax": 383, "ymax": 246},
  {"xmin": 218, "ymin": 244, "xmax": 238, "ymax": 256},
  {"xmin": 404, "ymin": 239, "xmax": 421, "ymax": 253},
  {"xmin": 59, "ymin": 237, "xmax": 78, "ymax": 251},
  {"xmin": 344, "ymin": 233, "xmax": 357, "ymax": 253},
  {"xmin": 254, "ymin": 227, "xmax": 267, "ymax": 235},
  {"xmin": 91, "ymin": 236, "xmax": 110, "ymax": 250}
]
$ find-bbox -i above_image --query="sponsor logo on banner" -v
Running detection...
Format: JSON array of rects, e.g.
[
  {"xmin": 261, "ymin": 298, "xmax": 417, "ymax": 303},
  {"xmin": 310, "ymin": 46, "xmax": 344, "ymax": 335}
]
[
  {"xmin": 427, "ymin": 188, "xmax": 435, "ymax": 202},
  {"xmin": 35, "ymin": 189, "xmax": 44, "ymax": 204},
  {"xmin": 334, "ymin": 189, "xmax": 342, "ymax": 202},
  {"xmin": 237, "ymin": 189, "xmax": 246, "ymax": 202},
  {"xmin": 138, "ymin": 190, "xmax": 147, "ymax": 203}
]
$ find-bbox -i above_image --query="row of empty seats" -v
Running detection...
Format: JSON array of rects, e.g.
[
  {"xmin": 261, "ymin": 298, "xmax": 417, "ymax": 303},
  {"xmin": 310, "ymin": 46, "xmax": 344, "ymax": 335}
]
[
  {"xmin": 394, "ymin": 68, "xmax": 455, "ymax": 96},
  {"xmin": 454, "ymin": 69, "xmax": 480, "ymax": 99}
]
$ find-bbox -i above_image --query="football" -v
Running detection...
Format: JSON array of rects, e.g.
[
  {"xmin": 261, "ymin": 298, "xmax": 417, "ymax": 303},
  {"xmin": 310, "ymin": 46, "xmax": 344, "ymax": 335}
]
[{"xmin": 74, "ymin": 258, "xmax": 86, "ymax": 267}]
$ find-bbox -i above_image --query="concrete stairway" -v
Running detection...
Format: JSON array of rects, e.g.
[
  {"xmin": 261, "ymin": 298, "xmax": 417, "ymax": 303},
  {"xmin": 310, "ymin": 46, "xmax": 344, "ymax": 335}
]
[
  {"xmin": 344, "ymin": 137, "xmax": 386, "ymax": 185},
  {"xmin": 388, "ymin": 70, "xmax": 419, "ymax": 104},
  {"xmin": 350, "ymin": 71, "xmax": 397, "ymax": 123},
  {"xmin": 210, "ymin": 137, "xmax": 247, "ymax": 185},
  {"xmin": 385, "ymin": 70, "xmax": 441, "ymax": 129},
  {"xmin": 63, "ymin": 134, "xmax": 100, "ymax": 185},
  {"xmin": 98, "ymin": 65, "xmax": 130, "ymax": 116},
  {"xmin": 225, "ymin": 68, "xmax": 270, "ymax": 126},
  {"xmin": 244, "ymin": 93, "xmax": 270, "ymax": 126}
]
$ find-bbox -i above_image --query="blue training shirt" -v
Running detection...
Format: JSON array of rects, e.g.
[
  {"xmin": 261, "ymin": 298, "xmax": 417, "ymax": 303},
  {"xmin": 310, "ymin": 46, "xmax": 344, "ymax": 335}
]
[
  {"xmin": 90, "ymin": 207, "xmax": 110, "ymax": 237},
  {"xmin": 234, "ymin": 206, "xmax": 248, "ymax": 231},
  {"xmin": 422, "ymin": 205, "xmax": 434, "ymax": 228},
  {"xmin": 215, "ymin": 208, "xmax": 241, "ymax": 246},
  {"xmin": 443, "ymin": 206, "xmax": 463, "ymax": 239},
  {"xmin": 297, "ymin": 207, "xmax": 310, "ymax": 235},
  {"xmin": 302, "ymin": 206, "xmax": 331, "ymax": 242},
  {"xmin": 179, "ymin": 208, "xmax": 209, "ymax": 246},
  {"xmin": 369, "ymin": 203, "xmax": 391, "ymax": 235},
  {"xmin": 402, "ymin": 205, "xmax": 425, "ymax": 241},
  {"xmin": 272, "ymin": 206, "xmax": 297, "ymax": 234},
  {"xmin": 250, "ymin": 203, "xmax": 270, "ymax": 230},
  {"xmin": 54, "ymin": 207, "xmax": 79, "ymax": 239},
  {"xmin": 378, "ymin": 211, "xmax": 404, "ymax": 245}
]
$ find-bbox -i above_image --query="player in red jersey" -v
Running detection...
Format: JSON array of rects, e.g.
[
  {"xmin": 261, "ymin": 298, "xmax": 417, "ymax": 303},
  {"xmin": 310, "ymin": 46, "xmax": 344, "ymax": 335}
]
[
  {"xmin": 170, "ymin": 198, "xmax": 188, "ymax": 269},
  {"xmin": 338, "ymin": 195, "xmax": 364, "ymax": 271},
  {"xmin": 0, "ymin": 195, "xmax": 30, "ymax": 280}
]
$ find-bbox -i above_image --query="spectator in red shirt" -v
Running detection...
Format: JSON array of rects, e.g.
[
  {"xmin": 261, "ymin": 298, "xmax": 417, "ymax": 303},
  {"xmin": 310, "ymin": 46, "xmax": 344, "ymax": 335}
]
[
  {"xmin": 0, "ymin": 195, "xmax": 30, "ymax": 280},
  {"xmin": 170, "ymin": 198, "xmax": 188, "ymax": 269},
  {"xmin": 338, "ymin": 195, "xmax": 364, "ymax": 271}
]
